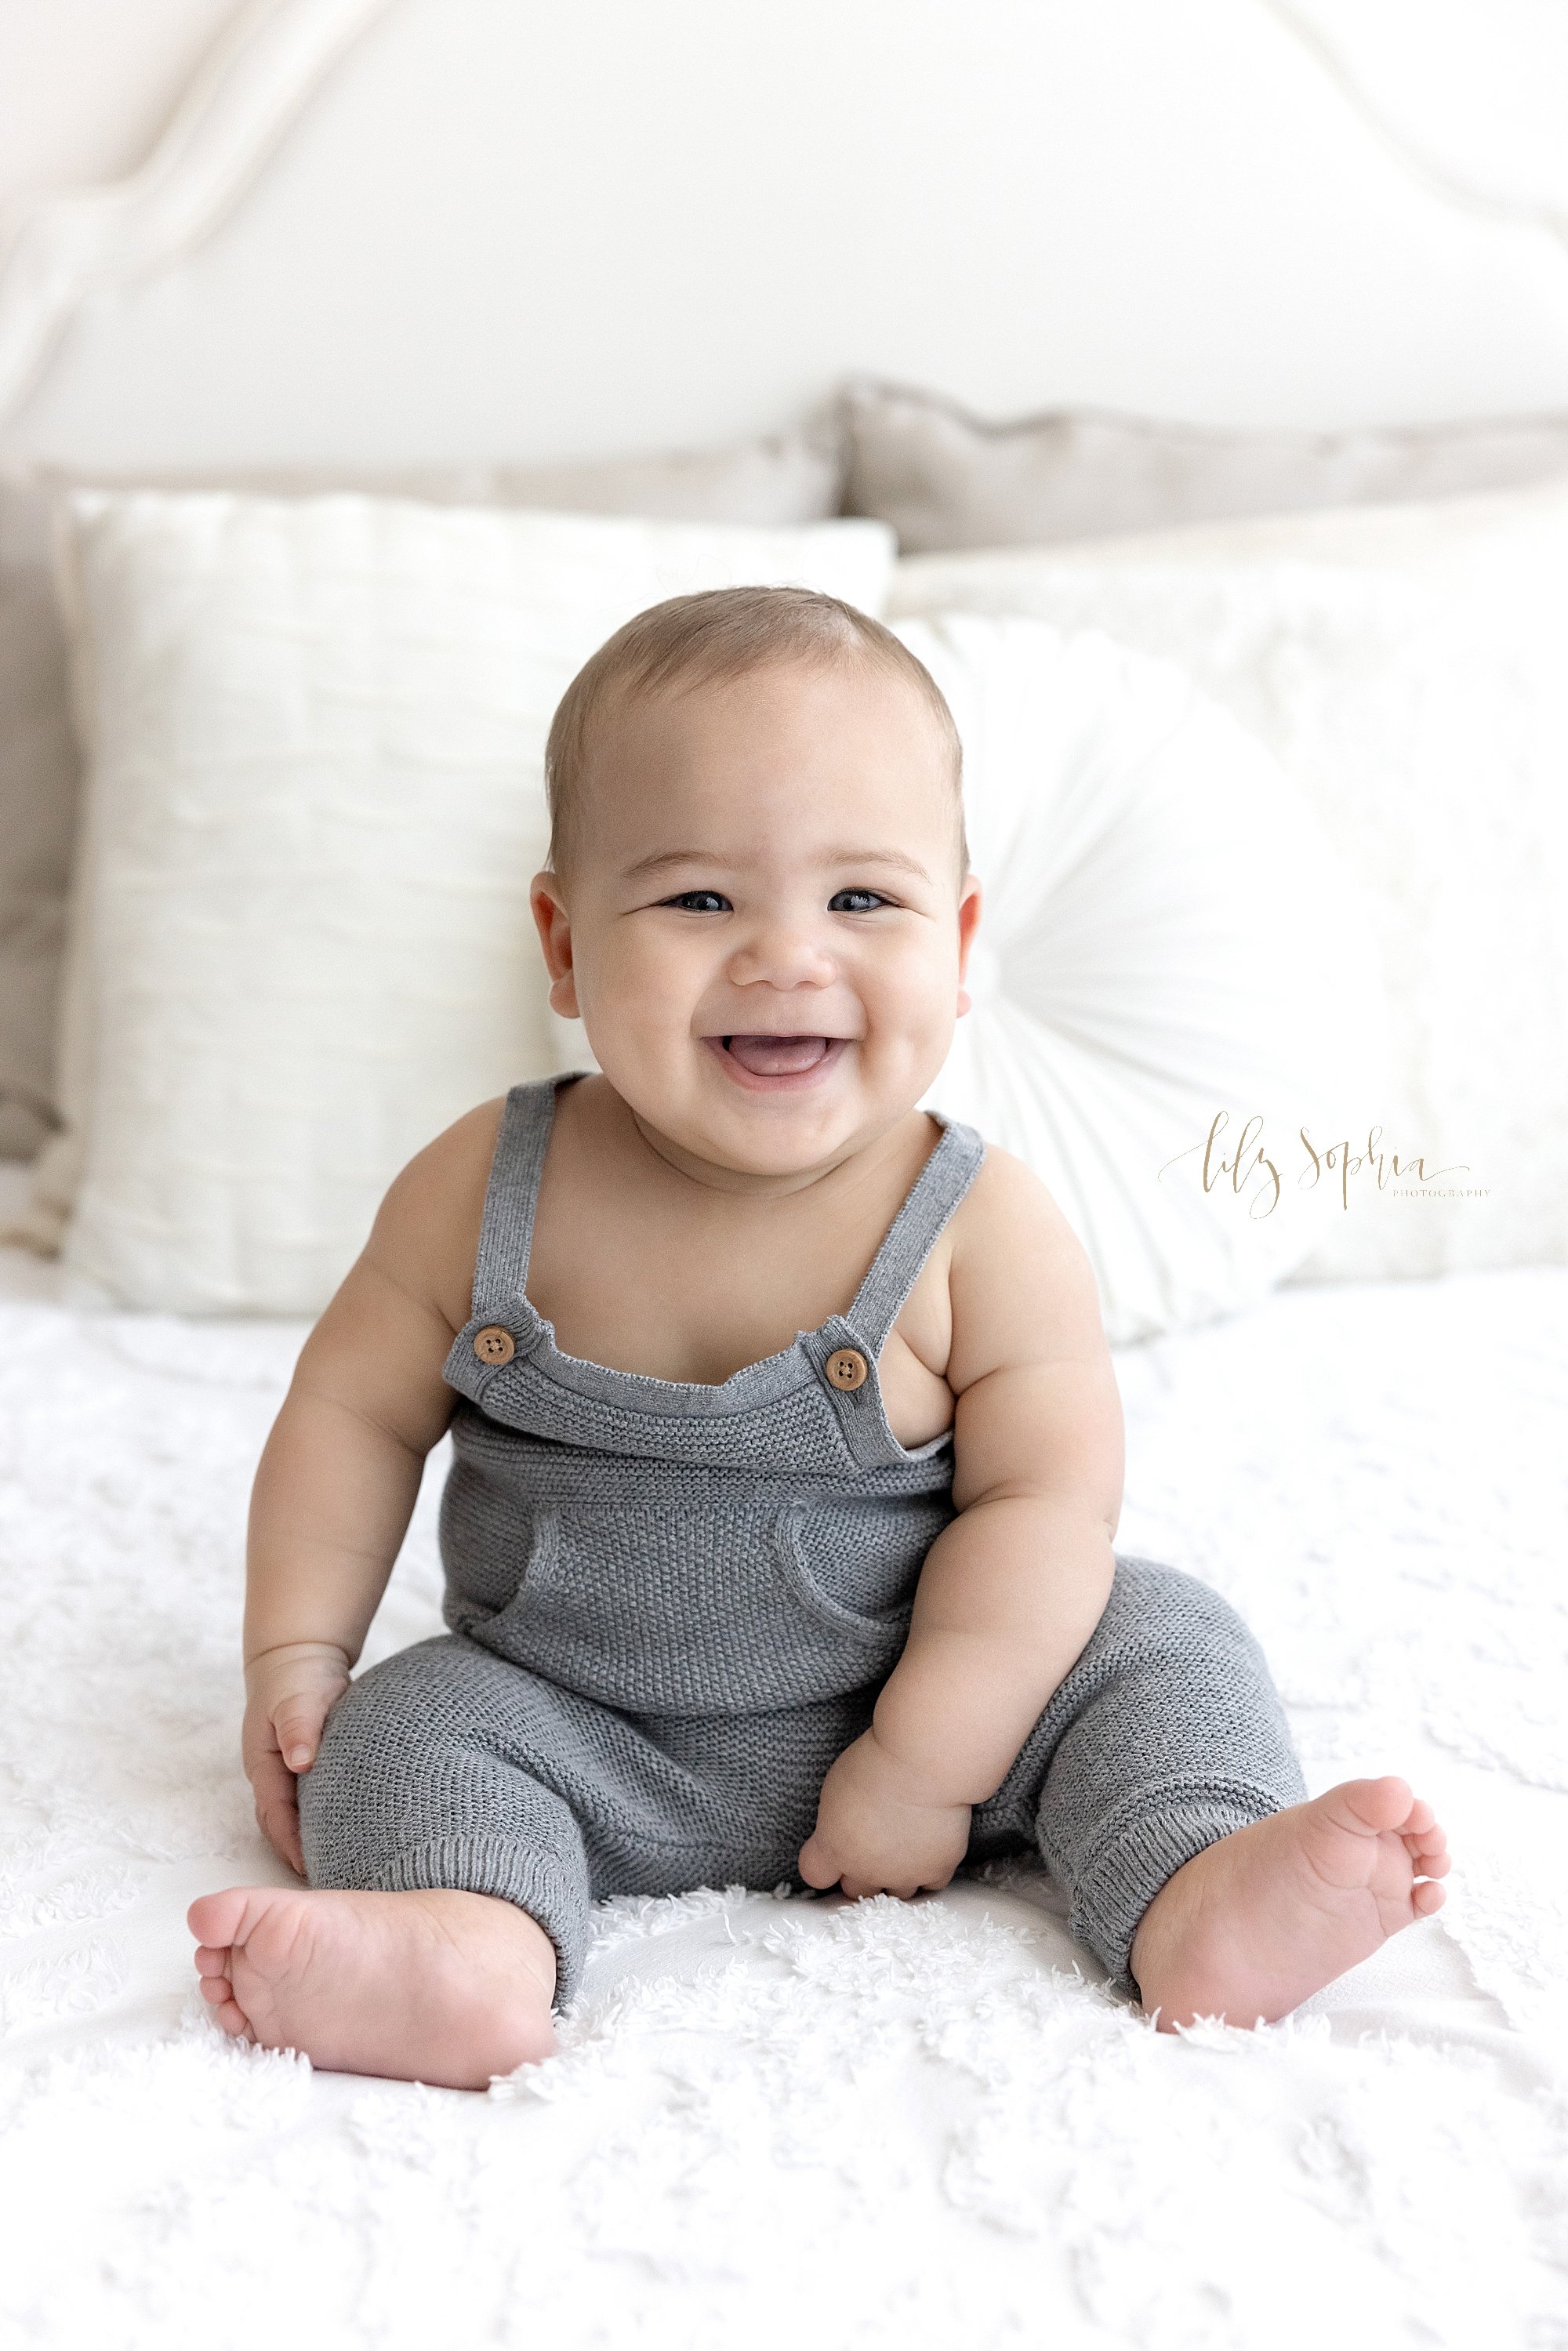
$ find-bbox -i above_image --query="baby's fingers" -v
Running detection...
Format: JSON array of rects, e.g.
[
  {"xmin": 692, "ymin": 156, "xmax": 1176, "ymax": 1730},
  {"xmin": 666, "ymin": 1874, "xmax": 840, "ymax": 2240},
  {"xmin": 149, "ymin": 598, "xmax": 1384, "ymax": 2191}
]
[
  {"xmin": 259, "ymin": 1797, "xmax": 305, "ymax": 1879},
  {"xmin": 271, "ymin": 1688, "xmax": 335, "ymax": 1776},
  {"xmin": 250, "ymin": 1747, "xmax": 306, "ymax": 1877},
  {"xmin": 797, "ymin": 1832, "xmax": 841, "ymax": 1890}
]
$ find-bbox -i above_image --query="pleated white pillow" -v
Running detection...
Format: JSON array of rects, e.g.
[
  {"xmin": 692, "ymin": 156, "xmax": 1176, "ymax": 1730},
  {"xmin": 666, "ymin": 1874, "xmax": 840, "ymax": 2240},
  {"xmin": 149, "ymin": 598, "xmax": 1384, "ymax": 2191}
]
[
  {"xmin": 900, "ymin": 616, "xmax": 1387, "ymax": 1344},
  {"xmin": 42, "ymin": 492, "xmax": 895, "ymax": 1314}
]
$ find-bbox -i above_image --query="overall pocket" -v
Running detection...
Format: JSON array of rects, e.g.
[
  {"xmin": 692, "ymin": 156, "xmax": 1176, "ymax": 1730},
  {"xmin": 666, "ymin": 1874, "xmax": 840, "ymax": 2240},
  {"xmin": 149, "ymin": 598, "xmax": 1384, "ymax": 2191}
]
[
  {"xmin": 781, "ymin": 1493, "xmax": 952, "ymax": 1631},
  {"xmin": 464, "ymin": 1500, "xmax": 946, "ymax": 1714}
]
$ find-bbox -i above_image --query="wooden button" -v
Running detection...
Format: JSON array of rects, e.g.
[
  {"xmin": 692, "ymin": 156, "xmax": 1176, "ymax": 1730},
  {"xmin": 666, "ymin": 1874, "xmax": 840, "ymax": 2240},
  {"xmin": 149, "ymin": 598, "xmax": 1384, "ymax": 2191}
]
[
  {"xmin": 825, "ymin": 1347, "xmax": 869, "ymax": 1392},
  {"xmin": 473, "ymin": 1325, "xmax": 516, "ymax": 1367}
]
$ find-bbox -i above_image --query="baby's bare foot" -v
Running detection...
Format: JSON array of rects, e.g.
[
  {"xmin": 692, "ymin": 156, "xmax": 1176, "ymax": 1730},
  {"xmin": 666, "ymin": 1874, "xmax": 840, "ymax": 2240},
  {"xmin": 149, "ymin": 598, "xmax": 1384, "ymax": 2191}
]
[
  {"xmin": 1129, "ymin": 1776, "xmax": 1450, "ymax": 2031},
  {"xmin": 187, "ymin": 1884, "xmax": 558, "ymax": 2088}
]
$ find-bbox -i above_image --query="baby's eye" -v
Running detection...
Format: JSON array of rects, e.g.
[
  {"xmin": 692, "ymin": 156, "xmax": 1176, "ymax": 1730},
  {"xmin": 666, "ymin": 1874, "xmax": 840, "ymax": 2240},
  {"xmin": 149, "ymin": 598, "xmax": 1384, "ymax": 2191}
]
[
  {"xmin": 828, "ymin": 888, "xmax": 890, "ymax": 914},
  {"xmin": 661, "ymin": 890, "xmax": 732, "ymax": 914}
]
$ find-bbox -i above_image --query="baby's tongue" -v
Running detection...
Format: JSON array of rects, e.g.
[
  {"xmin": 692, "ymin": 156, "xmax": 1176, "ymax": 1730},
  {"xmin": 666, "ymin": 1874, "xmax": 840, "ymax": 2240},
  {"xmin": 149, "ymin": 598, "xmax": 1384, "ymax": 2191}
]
[{"xmin": 725, "ymin": 1034, "xmax": 830, "ymax": 1077}]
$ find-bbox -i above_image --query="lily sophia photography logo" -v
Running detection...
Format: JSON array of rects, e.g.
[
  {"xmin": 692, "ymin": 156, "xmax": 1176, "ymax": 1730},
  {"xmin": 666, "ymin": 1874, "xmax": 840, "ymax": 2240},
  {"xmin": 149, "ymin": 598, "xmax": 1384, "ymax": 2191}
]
[{"xmin": 1159, "ymin": 1112, "xmax": 1489, "ymax": 1219}]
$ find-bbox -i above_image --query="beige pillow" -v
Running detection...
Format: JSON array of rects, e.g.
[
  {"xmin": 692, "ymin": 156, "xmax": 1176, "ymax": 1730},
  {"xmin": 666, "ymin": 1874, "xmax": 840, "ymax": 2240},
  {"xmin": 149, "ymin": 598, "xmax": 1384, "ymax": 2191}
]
[
  {"xmin": 844, "ymin": 378, "xmax": 1568, "ymax": 555},
  {"xmin": 0, "ymin": 488, "xmax": 75, "ymax": 1158},
  {"xmin": 0, "ymin": 430, "xmax": 842, "ymax": 1162}
]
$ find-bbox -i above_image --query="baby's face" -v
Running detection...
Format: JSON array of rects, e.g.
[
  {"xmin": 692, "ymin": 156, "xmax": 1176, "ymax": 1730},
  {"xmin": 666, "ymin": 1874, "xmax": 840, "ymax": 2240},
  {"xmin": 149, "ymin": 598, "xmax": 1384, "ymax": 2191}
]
[{"xmin": 532, "ymin": 658, "xmax": 981, "ymax": 1181}]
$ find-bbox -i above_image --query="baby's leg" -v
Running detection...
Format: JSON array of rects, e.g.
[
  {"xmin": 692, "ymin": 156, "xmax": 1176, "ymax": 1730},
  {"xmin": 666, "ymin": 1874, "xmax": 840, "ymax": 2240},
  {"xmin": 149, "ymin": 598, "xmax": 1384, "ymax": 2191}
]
[
  {"xmin": 982, "ymin": 1558, "xmax": 1449, "ymax": 2029},
  {"xmin": 189, "ymin": 1637, "xmax": 589, "ymax": 2088}
]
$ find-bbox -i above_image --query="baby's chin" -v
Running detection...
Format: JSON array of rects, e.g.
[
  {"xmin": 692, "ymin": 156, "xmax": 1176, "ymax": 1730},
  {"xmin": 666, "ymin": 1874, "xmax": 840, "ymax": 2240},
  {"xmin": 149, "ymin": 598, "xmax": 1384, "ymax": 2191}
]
[{"xmin": 695, "ymin": 1036, "xmax": 874, "ymax": 1163}]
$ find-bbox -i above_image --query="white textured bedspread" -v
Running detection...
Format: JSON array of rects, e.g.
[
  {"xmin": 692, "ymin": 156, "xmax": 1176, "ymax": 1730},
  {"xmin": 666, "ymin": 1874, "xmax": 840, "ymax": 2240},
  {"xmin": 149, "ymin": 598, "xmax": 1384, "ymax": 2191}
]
[{"xmin": 2, "ymin": 1253, "xmax": 1565, "ymax": 2349}]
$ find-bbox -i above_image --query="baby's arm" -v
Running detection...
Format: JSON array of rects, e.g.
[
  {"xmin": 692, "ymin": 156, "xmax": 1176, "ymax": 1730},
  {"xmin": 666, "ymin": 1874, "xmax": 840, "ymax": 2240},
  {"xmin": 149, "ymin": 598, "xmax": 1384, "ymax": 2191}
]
[
  {"xmin": 243, "ymin": 1107, "xmax": 495, "ymax": 1873},
  {"xmin": 799, "ymin": 1151, "xmax": 1122, "ymax": 1898}
]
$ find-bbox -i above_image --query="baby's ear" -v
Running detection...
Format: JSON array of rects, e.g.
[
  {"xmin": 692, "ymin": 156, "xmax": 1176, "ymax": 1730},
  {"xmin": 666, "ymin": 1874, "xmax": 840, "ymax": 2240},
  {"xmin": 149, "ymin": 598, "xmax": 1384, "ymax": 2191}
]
[
  {"xmin": 956, "ymin": 873, "xmax": 983, "ymax": 1015},
  {"xmin": 529, "ymin": 871, "xmax": 580, "ymax": 1017}
]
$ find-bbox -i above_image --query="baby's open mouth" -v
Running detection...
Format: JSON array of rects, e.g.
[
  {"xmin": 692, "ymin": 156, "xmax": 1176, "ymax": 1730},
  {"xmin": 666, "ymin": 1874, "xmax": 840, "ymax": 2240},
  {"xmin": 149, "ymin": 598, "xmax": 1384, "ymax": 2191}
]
[{"xmin": 715, "ymin": 1035, "xmax": 845, "ymax": 1079}]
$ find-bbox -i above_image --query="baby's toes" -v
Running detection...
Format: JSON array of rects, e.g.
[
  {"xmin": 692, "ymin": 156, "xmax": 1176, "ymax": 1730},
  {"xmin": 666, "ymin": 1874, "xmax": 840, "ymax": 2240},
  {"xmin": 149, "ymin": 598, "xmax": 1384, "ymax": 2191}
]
[
  {"xmin": 1404, "ymin": 1822, "xmax": 1450, "ymax": 1870},
  {"xmin": 1412, "ymin": 1879, "xmax": 1447, "ymax": 1915},
  {"xmin": 198, "ymin": 1971, "xmax": 233, "ymax": 2006}
]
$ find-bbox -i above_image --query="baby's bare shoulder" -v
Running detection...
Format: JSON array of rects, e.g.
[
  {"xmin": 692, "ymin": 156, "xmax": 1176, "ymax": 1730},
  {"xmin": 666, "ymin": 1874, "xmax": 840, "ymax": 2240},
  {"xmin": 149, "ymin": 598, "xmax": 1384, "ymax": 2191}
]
[
  {"xmin": 360, "ymin": 1094, "xmax": 507, "ymax": 1337},
  {"xmin": 943, "ymin": 1144, "xmax": 1107, "ymax": 1390},
  {"xmin": 951, "ymin": 1144, "xmax": 1091, "ymax": 1279},
  {"xmin": 285, "ymin": 1096, "xmax": 506, "ymax": 1450}
]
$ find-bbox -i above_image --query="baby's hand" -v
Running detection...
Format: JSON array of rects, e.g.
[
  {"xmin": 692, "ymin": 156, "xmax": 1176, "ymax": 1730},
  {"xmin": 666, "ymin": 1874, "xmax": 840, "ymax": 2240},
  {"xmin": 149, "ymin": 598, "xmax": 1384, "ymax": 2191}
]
[
  {"xmin": 241, "ymin": 1642, "xmax": 351, "ymax": 1877},
  {"xmin": 798, "ymin": 1729, "xmax": 971, "ymax": 1900}
]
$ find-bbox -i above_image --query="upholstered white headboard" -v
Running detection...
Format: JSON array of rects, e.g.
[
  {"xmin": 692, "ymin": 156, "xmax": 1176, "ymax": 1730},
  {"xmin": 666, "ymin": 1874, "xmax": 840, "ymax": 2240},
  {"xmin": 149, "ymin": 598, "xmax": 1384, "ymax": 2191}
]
[{"xmin": 2, "ymin": 0, "xmax": 1566, "ymax": 470}]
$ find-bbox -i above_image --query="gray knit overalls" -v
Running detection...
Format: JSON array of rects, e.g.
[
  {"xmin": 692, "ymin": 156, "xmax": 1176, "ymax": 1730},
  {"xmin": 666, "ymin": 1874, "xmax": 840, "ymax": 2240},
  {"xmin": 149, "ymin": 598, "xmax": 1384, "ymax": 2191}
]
[{"xmin": 301, "ymin": 1076, "xmax": 1305, "ymax": 2005}]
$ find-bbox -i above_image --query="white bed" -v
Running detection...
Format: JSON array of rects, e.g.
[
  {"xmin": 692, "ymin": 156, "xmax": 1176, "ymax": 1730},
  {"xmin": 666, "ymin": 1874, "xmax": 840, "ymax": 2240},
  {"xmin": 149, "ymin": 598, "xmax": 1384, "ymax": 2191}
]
[
  {"xmin": 2, "ymin": 5, "xmax": 1567, "ymax": 2344},
  {"xmin": 3, "ymin": 1200, "xmax": 1564, "ymax": 2344}
]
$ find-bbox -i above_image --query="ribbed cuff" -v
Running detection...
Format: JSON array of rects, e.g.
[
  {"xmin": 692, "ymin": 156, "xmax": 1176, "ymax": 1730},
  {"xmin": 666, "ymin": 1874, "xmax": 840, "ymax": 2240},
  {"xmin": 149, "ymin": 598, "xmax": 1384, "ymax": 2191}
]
[
  {"xmin": 1067, "ymin": 1787, "xmax": 1287, "ymax": 2001},
  {"xmin": 327, "ymin": 1834, "xmax": 587, "ymax": 2010}
]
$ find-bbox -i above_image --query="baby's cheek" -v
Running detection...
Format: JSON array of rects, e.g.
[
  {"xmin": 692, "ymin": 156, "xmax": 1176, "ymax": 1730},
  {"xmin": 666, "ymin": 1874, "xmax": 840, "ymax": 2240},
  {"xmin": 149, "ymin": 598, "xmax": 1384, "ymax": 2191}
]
[
  {"xmin": 603, "ymin": 934, "xmax": 716, "ymax": 1039},
  {"xmin": 860, "ymin": 956, "xmax": 961, "ymax": 1075}
]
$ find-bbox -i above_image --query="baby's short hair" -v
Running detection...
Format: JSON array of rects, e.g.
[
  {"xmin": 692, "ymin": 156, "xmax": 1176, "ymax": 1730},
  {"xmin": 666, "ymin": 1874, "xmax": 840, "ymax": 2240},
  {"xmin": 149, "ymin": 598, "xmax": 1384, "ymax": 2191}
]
[{"xmin": 543, "ymin": 584, "xmax": 967, "ymax": 878}]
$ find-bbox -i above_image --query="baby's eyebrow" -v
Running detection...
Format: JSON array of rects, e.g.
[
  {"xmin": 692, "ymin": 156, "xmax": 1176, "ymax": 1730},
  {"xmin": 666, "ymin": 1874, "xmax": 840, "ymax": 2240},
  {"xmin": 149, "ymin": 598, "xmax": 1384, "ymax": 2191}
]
[
  {"xmin": 622, "ymin": 845, "xmax": 936, "ymax": 885},
  {"xmin": 621, "ymin": 848, "xmax": 717, "ymax": 882},
  {"xmin": 821, "ymin": 846, "xmax": 934, "ymax": 882}
]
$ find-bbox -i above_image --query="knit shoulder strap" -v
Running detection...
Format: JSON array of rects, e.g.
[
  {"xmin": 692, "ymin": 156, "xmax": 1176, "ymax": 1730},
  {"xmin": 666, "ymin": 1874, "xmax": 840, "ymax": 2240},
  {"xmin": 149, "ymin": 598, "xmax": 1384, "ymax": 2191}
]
[
  {"xmin": 844, "ymin": 1114, "xmax": 987, "ymax": 1357},
  {"xmin": 469, "ymin": 1075, "xmax": 575, "ymax": 1315}
]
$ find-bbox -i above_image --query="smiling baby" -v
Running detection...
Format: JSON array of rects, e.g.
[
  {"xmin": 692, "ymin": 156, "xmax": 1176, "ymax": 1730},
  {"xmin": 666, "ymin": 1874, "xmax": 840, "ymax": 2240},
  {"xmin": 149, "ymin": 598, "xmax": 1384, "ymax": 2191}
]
[{"xmin": 189, "ymin": 586, "xmax": 1449, "ymax": 2088}]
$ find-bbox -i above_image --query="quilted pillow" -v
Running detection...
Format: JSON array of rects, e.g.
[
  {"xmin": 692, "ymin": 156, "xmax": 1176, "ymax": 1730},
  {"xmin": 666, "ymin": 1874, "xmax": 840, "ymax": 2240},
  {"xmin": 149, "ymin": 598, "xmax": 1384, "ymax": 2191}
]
[
  {"xmin": 29, "ymin": 492, "xmax": 893, "ymax": 1313},
  {"xmin": 894, "ymin": 618, "xmax": 1385, "ymax": 1345}
]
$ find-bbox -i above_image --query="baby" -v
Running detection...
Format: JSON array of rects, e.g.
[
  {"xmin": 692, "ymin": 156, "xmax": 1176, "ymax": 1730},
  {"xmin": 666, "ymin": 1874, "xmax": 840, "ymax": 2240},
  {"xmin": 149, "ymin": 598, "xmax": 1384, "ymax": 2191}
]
[{"xmin": 189, "ymin": 586, "xmax": 1450, "ymax": 2089}]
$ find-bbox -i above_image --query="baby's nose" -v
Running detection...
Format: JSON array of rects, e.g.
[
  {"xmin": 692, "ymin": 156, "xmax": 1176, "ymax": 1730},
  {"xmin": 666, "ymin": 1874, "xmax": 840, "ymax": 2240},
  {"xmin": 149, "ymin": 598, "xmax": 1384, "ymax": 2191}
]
[{"xmin": 724, "ymin": 920, "xmax": 837, "ymax": 989}]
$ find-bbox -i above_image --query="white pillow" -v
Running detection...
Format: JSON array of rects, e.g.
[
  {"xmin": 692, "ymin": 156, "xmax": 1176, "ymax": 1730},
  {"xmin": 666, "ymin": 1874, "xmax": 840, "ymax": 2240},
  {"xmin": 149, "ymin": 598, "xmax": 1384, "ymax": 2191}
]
[
  {"xmin": 34, "ymin": 492, "xmax": 894, "ymax": 1314},
  {"xmin": 0, "ymin": 434, "xmax": 844, "ymax": 1162},
  {"xmin": 890, "ymin": 480, "xmax": 1568, "ymax": 1281},
  {"xmin": 894, "ymin": 618, "xmax": 1384, "ymax": 1345}
]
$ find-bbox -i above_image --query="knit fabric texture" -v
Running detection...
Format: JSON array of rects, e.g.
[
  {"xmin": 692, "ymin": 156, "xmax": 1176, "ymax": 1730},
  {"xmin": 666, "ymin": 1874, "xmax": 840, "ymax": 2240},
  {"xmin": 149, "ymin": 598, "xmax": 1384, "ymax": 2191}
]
[{"xmin": 301, "ymin": 1077, "xmax": 1304, "ymax": 2003}]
